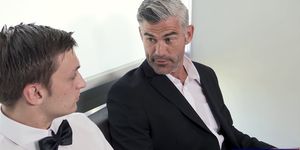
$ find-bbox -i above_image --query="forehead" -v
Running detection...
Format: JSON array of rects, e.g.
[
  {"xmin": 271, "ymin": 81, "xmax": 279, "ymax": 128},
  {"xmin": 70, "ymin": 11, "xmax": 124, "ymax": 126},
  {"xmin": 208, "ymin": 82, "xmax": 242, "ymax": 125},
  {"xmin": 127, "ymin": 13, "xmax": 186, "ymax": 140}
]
[
  {"xmin": 54, "ymin": 49, "xmax": 79, "ymax": 74},
  {"xmin": 139, "ymin": 17, "xmax": 183, "ymax": 36}
]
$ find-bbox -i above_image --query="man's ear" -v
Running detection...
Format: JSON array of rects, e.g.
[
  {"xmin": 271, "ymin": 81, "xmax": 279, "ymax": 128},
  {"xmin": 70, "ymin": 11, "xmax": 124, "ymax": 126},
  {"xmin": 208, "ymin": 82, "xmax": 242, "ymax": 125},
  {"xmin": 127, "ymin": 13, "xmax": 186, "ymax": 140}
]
[
  {"xmin": 23, "ymin": 83, "xmax": 45, "ymax": 105},
  {"xmin": 185, "ymin": 25, "xmax": 194, "ymax": 44}
]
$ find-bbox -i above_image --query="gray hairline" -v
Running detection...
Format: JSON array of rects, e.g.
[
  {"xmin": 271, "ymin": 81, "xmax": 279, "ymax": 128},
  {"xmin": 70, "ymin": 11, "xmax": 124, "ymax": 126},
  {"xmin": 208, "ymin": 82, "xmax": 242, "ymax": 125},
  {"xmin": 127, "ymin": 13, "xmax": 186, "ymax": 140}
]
[{"xmin": 137, "ymin": 0, "xmax": 189, "ymax": 28}]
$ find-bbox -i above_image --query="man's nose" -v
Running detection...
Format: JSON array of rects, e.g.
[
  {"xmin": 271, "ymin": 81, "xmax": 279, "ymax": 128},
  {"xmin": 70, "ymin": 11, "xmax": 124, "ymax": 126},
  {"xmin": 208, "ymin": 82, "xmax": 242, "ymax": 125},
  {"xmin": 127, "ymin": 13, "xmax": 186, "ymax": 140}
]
[
  {"xmin": 154, "ymin": 41, "xmax": 167, "ymax": 56},
  {"xmin": 77, "ymin": 73, "xmax": 86, "ymax": 89}
]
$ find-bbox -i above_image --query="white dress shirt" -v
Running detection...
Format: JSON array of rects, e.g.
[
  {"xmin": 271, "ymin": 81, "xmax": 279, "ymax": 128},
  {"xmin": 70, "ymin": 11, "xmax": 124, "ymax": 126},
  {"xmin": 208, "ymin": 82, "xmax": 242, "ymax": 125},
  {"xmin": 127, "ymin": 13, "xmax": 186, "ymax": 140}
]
[
  {"xmin": 166, "ymin": 55, "xmax": 224, "ymax": 149},
  {"xmin": 0, "ymin": 108, "xmax": 113, "ymax": 150}
]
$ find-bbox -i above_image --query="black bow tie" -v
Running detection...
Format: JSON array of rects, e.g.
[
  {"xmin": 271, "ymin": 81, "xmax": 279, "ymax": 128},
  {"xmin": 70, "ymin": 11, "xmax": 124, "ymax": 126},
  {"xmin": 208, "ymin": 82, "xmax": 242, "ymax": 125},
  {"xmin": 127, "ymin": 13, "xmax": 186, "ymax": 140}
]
[{"xmin": 38, "ymin": 119, "xmax": 73, "ymax": 150}]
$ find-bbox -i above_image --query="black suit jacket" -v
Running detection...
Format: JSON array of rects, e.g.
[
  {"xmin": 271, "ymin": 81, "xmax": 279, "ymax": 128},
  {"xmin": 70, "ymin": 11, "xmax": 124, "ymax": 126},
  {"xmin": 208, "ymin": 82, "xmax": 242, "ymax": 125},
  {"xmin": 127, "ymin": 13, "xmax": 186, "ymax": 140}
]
[{"xmin": 107, "ymin": 60, "xmax": 274, "ymax": 150}]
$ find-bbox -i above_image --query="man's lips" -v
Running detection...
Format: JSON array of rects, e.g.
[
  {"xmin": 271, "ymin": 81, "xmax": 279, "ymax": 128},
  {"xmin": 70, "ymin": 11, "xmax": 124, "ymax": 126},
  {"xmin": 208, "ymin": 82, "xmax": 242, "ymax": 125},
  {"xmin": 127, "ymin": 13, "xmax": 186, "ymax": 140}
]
[{"xmin": 154, "ymin": 58, "xmax": 168, "ymax": 65}]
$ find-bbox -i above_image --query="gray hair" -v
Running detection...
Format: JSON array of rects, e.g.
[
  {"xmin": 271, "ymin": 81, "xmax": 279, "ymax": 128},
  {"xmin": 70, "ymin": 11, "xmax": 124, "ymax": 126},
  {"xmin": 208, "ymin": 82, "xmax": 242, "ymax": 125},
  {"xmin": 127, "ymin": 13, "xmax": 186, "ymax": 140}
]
[{"xmin": 137, "ymin": 0, "xmax": 189, "ymax": 27}]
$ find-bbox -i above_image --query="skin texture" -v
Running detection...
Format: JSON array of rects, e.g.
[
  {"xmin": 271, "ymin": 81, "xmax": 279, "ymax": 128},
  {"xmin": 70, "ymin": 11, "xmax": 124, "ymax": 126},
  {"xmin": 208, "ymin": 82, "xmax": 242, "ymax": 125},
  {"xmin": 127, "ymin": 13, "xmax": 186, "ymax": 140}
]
[
  {"xmin": 40, "ymin": 50, "xmax": 86, "ymax": 121},
  {"xmin": 139, "ymin": 16, "xmax": 194, "ymax": 83},
  {"xmin": 2, "ymin": 49, "xmax": 86, "ymax": 129}
]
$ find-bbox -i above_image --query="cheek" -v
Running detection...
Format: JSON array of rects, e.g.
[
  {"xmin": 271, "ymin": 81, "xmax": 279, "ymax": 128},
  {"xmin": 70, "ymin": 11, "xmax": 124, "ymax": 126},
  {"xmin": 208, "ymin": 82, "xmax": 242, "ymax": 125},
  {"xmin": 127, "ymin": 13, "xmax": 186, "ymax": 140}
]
[
  {"xmin": 174, "ymin": 43, "xmax": 186, "ymax": 54},
  {"xmin": 143, "ymin": 45, "xmax": 154, "ymax": 56},
  {"xmin": 52, "ymin": 86, "xmax": 72, "ymax": 99},
  {"xmin": 60, "ymin": 92, "xmax": 76, "ymax": 107}
]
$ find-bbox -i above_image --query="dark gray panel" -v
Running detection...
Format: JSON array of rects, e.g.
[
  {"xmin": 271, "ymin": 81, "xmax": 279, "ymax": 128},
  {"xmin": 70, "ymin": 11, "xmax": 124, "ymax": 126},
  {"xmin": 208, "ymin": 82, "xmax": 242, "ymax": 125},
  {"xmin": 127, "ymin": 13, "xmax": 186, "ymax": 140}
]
[{"xmin": 77, "ymin": 80, "xmax": 116, "ymax": 112}]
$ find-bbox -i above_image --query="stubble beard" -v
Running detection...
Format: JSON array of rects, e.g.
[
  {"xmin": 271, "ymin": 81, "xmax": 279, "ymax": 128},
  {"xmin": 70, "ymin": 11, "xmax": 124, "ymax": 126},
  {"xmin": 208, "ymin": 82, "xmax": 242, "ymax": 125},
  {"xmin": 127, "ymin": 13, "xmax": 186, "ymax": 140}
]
[{"xmin": 147, "ymin": 55, "xmax": 179, "ymax": 75}]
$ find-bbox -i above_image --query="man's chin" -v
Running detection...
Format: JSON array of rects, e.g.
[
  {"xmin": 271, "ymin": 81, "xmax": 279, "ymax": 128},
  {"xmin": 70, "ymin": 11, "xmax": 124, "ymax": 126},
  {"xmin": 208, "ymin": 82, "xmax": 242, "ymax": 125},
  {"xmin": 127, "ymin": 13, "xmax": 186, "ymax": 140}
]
[
  {"xmin": 148, "ymin": 61, "xmax": 174, "ymax": 74},
  {"xmin": 152, "ymin": 66, "xmax": 172, "ymax": 75}
]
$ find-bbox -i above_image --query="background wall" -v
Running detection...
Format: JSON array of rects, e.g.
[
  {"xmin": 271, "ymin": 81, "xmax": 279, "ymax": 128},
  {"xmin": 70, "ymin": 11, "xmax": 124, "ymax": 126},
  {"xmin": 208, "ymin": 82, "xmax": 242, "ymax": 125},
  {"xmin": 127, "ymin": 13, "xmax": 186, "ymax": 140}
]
[
  {"xmin": 2, "ymin": 0, "xmax": 298, "ymax": 147},
  {"xmin": 0, "ymin": 0, "xmax": 191, "ymax": 87},
  {"xmin": 191, "ymin": 0, "xmax": 300, "ymax": 147},
  {"xmin": 0, "ymin": 0, "xmax": 145, "ymax": 80}
]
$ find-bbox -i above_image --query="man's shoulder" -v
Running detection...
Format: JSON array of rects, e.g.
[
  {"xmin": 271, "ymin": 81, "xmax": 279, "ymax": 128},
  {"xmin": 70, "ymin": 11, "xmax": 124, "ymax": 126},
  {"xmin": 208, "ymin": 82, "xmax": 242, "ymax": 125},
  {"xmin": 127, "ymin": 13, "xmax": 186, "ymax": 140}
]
[
  {"xmin": 65, "ymin": 112, "xmax": 88, "ymax": 120},
  {"xmin": 55, "ymin": 113, "xmax": 91, "ymax": 125},
  {"xmin": 120, "ymin": 66, "xmax": 144, "ymax": 79},
  {"xmin": 55, "ymin": 113, "xmax": 100, "ymax": 132},
  {"xmin": 192, "ymin": 61, "xmax": 214, "ymax": 71},
  {"xmin": 112, "ymin": 66, "xmax": 145, "ymax": 88},
  {"xmin": 0, "ymin": 134, "xmax": 22, "ymax": 150},
  {"xmin": 107, "ymin": 63, "xmax": 151, "ymax": 100},
  {"xmin": 55, "ymin": 114, "xmax": 113, "ymax": 149},
  {"xmin": 0, "ymin": 134, "xmax": 5, "ymax": 143}
]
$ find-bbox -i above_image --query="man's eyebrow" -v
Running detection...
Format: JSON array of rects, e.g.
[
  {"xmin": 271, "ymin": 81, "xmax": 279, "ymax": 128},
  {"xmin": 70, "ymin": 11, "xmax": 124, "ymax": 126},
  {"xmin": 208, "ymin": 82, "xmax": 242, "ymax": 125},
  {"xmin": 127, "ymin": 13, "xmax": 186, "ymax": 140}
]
[
  {"xmin": 144, "ymin": 32, "xmax": 154, "ymax": 37},
  {"xmin": 74, "ymin": 65, "xmax": 80, "ymax": 71},
  {"xmin": 144, "ymin": 32, "xmax": 178, "ymax": 37},
  {"xmin": 164, "ymin": 32, "xmax": 177, "ymax": 37}
]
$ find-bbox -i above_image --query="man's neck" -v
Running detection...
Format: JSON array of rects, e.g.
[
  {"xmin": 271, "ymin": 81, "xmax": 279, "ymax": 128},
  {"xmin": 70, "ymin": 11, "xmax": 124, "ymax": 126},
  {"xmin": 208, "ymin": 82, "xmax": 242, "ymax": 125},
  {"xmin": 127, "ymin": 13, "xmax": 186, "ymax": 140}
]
[
  {"xmin": 170, "ymin": 65, "xmax": 188, "ymax": 85},
  {"xmin": 1, "ymin": 103, "xmax": 52, "ymax": 129}
]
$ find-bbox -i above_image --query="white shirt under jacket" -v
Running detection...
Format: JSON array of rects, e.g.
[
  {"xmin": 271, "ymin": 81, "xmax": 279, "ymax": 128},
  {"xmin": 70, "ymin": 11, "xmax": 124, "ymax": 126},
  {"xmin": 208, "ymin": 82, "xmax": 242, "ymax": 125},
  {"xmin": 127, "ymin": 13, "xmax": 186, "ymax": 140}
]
[
  {"xmin": 0, "ymin": 108, "xmax": 113, "ymax": 150},
  {"xmin": 166, "ymin": 55, "xmax": 224, "ymax": 149}
]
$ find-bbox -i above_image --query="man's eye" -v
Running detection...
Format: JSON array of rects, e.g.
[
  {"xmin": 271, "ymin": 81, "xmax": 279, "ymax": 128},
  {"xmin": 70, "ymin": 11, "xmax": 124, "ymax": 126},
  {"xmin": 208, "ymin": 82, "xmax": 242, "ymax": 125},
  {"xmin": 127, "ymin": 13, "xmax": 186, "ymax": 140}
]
[
  {"xmin": 165, "ymin": 37, "xmax": 174, "ymax": 44},
  {"xmin": 165, "ymin": 38, "xmax": 171, "ymax": 44},
  {"xmin": 71, "ymin": 75, "xmax": 76, "ymax": 80},
  {"xmin": 147, "ymin": 38, "xmax": 156, "ymax": 43},
  {"xmin": 71, "ymin": 71, "xmax": 78, "ymax": 80}
]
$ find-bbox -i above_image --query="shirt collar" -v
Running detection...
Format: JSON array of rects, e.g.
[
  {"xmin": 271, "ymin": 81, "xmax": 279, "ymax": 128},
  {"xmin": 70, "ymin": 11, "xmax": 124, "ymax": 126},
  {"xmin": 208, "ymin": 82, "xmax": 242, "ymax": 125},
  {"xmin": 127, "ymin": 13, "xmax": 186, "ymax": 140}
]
[
  {"xmin": 167, "ymin": 55, "xmax": 200, "ymax": 83},
  {"xmin": 183, "ymin": 55, "xmax": 200, "ymax": 82},
  {"xmin": 0, "ymin": 106, "xmax": 51, "ymax": 149}
]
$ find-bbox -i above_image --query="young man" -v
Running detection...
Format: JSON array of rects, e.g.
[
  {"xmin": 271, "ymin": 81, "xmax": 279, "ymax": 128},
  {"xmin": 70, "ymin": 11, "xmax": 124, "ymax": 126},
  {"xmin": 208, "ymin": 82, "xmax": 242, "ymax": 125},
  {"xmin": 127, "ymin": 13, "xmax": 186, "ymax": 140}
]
[
  {"xmin": 0, "ymin": 23, "xmax": 113, "ymax": 150},
  {"xmin": 107, "ymin": 0, "xmax": 275, "ymax": 150}
]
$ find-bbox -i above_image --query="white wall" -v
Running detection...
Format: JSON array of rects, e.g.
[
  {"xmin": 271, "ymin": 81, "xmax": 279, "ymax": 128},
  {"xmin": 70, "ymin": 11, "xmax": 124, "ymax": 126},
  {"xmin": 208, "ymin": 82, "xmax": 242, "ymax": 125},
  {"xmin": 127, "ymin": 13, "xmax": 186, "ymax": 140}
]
[
  {"xmin": 0, "ymin": 0, "xmax": 192, "ymax": 81},
  {"xmin": 0, "ymin": 0, "xmax": 192, "ymax": 90},
  {"xmin": 191, "ymin": 0, "xmax": 300, "ymax": 147},
  {"xmin": 0, "ymin": 0, "xmax": 145, "ymax": 80}
]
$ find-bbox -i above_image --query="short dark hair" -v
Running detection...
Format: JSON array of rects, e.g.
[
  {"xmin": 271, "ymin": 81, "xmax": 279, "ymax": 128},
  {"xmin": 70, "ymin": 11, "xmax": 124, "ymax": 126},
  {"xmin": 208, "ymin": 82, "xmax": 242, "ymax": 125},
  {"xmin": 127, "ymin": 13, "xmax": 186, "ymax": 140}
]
[{"xmin": 0, "ymin": 23, "xmax": 77, "ymax": 106}]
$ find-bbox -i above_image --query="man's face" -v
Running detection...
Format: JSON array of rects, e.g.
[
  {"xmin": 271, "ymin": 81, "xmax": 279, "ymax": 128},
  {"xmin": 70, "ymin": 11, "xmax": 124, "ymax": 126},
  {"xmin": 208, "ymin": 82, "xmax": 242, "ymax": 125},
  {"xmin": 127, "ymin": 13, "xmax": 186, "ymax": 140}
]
[
  {"xmin": 41, "ymin": 49, "xmax": 86, "ymax": 119},
  {"xmin": 139, "ymin": 16, "xmax": 193, "ymax": 75}
]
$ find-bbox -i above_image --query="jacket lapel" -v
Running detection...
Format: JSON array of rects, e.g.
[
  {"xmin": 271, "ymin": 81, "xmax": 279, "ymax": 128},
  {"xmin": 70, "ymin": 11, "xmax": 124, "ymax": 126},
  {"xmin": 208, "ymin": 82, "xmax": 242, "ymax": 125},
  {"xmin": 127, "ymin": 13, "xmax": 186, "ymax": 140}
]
[
  {"xmin": 198, "ymin": 69, "xmax": 222, "ymax": 126},
  {"xmin": 196, "ymin": 64, "xmax": 240, "ymax": 146},
  {"xmin": 141, "ymin": 60, "xmax": 211, "ymax": 133}
]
